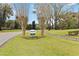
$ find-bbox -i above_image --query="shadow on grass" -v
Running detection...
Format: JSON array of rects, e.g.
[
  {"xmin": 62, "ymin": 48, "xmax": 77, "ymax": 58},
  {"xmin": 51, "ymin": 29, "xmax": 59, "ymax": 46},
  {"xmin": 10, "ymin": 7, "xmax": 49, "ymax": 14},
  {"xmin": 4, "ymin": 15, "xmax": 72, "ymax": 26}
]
[{"xmin": 22, "ymin": 36, "xmax": 46, "ymax": 40}]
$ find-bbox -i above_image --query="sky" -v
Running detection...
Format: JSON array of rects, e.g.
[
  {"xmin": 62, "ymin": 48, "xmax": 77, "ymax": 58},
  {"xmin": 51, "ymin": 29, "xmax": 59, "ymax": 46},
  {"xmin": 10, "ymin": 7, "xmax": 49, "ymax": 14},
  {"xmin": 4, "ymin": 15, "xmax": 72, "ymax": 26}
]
[
  {"xmin": 9, "ymin": 3, "xmax": 38, "ymax": 24},
  {"xmin": 8, "ymin": 3, "xmax": 79, "ymax": 24},
  {"xmin": 28, "ymin": 4, "xmax": 38, "ymax": 24}
]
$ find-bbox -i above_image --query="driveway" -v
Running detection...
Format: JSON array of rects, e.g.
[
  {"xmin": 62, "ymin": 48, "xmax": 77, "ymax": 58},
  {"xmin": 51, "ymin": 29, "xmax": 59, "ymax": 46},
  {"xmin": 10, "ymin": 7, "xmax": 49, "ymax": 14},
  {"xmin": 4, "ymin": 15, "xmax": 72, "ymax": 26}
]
[{"xmin": 0, "ymin": 32, "xmax": 21, "ymax": 46}]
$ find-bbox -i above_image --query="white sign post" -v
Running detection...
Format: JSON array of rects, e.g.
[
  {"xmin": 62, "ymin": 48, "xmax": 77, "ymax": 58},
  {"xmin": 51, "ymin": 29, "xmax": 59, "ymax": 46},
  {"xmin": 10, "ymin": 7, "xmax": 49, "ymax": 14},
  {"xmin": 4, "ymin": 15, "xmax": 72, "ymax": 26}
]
[{"xmin": 30, "ymin": 29, "xmax": 36, "ymax": 38}]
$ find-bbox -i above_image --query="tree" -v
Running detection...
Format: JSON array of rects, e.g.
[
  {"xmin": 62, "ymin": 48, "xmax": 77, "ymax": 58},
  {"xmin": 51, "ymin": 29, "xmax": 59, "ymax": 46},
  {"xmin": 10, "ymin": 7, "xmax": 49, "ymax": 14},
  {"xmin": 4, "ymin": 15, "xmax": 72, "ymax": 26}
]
[
  {"xmin": 35, "ymin": 4, "xmax": 52, "ymax": 36},
  {"xmin": 76, "ymin": 3, "xmax": 79, "ymax": 28},
  {"xmin": 5, "ymin": 20, "xmax": 15, "ymax": 29},
  {"xmin": 14, "ymin": 20, "xmax": 21, "ymax": 29},
  {"xmin": 15, "ymin": 4, "xmax": 29, "ymax": 37},
  {"xmin": 32, "ymin": 21, "xmax": 36, "ymax": 29},
  {"xmin": 58, "ymin": 12, "xmax": 78, "ymax": 29},
  {"xmin": 5, "ymin": 20, "xmax": 20, "ymax": 29},
  {"xmin": 0, "ymin": 5, "xmax": 3, "ymax": 30},
  {"xmin": 51, "ymin": 3, "xmax": 74, "ymax": 29},
  {"xmin": 0, "ymin": 4, "xmax": 13, "ymax": 30},
  {"xmin": 26, "ymin": 24, "xmax": 32, "ymax": 30}
]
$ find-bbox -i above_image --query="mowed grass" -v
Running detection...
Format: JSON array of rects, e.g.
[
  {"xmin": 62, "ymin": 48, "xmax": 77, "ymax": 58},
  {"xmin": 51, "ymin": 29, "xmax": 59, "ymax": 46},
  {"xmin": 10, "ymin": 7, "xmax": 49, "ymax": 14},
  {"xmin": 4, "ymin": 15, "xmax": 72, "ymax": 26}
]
[
  {"xmin": 0, "ymin": 29, "xmax": 21, "ymax": 32},
  {"xmin": 0, "ymin": 30, "xmax": 79, "ymax": 55},
  {"xmin": 48, "ymin": 29, "xmax": 79, "ymax": 38},
  {"xmin": 48, "ymin": 29, "xmax": 79, "ymax": 35}
]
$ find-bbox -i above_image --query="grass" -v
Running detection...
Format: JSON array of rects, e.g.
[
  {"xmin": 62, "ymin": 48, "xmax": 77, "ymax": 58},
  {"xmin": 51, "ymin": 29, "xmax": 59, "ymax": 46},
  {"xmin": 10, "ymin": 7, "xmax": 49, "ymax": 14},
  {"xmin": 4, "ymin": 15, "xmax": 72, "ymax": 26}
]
[
  {"xmin": 48, "ymin": 29, "xmax": 79, "ymax": 38},
  {"xmin": 0, "ymin": 30, "xmax": 79, "ymax": 55},
  {"xmin": 0, "ymin": 29, "xmax": 21, "ymax": 32},
  {"xmin": 48, "ymin": 29, "xmax": 79, "ymax": 35}
]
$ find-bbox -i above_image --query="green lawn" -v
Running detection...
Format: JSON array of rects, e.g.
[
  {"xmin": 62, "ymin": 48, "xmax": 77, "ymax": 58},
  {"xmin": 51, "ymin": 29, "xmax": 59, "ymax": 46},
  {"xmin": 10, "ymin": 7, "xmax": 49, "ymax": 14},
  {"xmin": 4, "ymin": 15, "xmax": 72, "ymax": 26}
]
[
  {"xmin": 48, "ymin": 29, "xmax": 79, "ymax": 35},
  {"xmin": 0, "ymin": 29, "xmax": 21, "ymax": 32},
  {"xmin": 0, "ymin": 29, "xmax": 79, "ymax": 55},
  {"xmin": 48, "ymin": 29, "xmax": 79, "ymax": 38}
]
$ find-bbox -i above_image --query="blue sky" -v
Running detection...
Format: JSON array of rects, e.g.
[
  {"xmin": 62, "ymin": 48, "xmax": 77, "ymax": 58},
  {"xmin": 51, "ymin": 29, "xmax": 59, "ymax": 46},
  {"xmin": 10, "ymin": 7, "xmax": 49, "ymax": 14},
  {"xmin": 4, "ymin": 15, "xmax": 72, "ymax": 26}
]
[
  {"xmin": 8, "ymin": 3, "xmax": 79, "ymax": 24},
  {"xmin": 9, "ymin": 3, "xmax": 38, "ymax": 24},
  {"xmin": 28, "ymin": 4, "xmax": 38, "ymax": 24}
]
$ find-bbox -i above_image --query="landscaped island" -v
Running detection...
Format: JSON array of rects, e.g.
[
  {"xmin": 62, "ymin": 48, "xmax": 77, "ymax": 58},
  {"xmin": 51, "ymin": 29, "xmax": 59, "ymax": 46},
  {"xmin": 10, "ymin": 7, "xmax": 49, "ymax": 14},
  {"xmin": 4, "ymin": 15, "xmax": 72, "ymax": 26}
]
[
  {"xmin": 0, "ymin": 29, "xmax": 79, "ymax": 56},
  {"xmin": 1, "ymin": 3, "xmax": 79, "ymax": 56}
]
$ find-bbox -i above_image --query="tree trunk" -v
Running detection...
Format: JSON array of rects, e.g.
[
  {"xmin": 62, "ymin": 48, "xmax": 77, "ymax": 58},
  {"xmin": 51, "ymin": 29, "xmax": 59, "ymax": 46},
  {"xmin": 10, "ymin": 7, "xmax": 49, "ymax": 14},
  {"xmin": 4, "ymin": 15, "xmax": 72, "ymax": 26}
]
[
  {"xmin": 77, "ymin": 19, "xmax": 79, "ymax": 28},
  {"xmin": 0, "ymin": 26, "xmax": 2, "ymax": 31},
  {"xmin": 21, "ymin": 19, "xmax": 26, "ymax": 37},
  {"xmin": 54, "ymin": 18, "xmax": 58, "ymax": 30},
  {"xmin": 52, "ymin": 22, "xmax": 54, "ymax": 29},
  {"xmin": 40, "ymin": 17, "xmax": 45, "ymax": 37},
  {"xmin": 21, "ymin": 24, "xmax": 26, "ymax": 37},
  {"xmin": 22, "ymin": 27, "xmax": 26, "ymax": 37},
  {"xmin": 41, "ymin": 24, "xmax": 45, "ymax": 37}
]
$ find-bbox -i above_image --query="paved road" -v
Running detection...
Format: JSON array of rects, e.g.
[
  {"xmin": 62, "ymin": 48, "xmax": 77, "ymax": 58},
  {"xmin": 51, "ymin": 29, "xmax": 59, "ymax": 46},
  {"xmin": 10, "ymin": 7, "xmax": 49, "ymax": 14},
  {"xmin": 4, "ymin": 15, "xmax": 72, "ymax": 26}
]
[{"xmin": 0, "ymin": 32, "xmax": 21, "ymax": 46}]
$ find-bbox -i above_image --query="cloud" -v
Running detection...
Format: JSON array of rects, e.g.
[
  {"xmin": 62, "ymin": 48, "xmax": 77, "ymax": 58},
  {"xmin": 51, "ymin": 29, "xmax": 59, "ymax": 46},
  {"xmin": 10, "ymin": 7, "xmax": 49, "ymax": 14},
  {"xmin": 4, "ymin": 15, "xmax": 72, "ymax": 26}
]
[{"xmin": 67, "ymin": 3, "xmax": 77, "ymax": 6}]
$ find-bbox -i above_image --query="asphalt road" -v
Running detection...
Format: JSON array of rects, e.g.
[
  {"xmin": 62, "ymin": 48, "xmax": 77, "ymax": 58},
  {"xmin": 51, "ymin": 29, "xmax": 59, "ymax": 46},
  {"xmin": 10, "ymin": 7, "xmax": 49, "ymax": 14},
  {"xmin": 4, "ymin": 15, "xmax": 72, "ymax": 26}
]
[{"xmin": 0, "ymin": 32, "xmax": 21, "ymax": 46}]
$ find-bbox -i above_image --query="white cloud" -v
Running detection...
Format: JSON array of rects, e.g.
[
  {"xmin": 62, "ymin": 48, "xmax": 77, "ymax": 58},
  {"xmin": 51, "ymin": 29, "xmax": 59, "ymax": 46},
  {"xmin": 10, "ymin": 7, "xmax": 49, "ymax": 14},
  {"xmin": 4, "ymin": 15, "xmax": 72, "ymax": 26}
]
[{"xmin": 67, "ymin": 3, "xmax": 76, "ymax": 6}]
